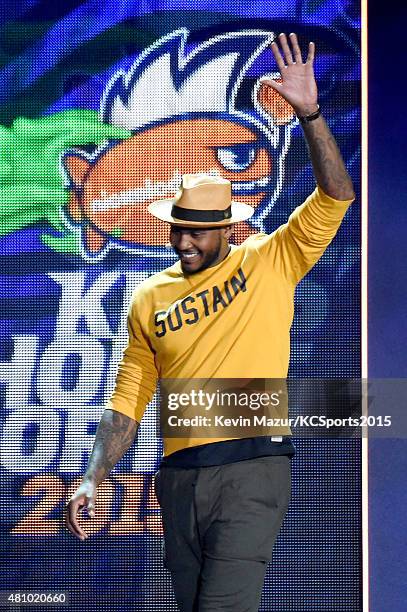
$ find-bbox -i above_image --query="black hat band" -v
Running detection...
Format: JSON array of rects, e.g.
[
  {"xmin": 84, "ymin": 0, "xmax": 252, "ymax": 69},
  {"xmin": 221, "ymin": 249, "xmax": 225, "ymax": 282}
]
[{"xmin": 171, "ymin": 204, "xmax": 232, "ymax": 222}]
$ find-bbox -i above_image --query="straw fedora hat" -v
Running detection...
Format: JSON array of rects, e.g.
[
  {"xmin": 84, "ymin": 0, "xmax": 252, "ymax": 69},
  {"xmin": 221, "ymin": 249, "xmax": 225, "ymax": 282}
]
[{"xmin": 148, "ymin": 173, "xmax": 254, "ymax": 226}]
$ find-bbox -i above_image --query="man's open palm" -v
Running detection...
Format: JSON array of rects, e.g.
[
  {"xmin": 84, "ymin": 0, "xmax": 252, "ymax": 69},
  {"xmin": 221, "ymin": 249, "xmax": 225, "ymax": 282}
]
[{"xmin": 260, "ymin": 33, "xmax": 318, "ymax": 117}]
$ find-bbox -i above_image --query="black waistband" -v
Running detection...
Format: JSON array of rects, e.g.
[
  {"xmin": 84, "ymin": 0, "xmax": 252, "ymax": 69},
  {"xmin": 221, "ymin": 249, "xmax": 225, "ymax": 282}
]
[{"xmin": 160, "ymin": 436, "xmax": 295, "ymax": 469}]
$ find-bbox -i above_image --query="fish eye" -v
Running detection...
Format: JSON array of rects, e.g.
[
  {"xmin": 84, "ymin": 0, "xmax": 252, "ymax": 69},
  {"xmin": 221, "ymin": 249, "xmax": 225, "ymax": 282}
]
[{"xmin": 216, "ymin": 144, "xmax": 257, "ymax": 171}]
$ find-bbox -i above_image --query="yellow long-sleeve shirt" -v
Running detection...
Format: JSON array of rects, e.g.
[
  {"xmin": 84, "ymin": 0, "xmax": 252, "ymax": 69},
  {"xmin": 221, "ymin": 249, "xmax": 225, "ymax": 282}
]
[{"xmin": 106, "ymin": 185, "xmax": 354, "ymax": 456}]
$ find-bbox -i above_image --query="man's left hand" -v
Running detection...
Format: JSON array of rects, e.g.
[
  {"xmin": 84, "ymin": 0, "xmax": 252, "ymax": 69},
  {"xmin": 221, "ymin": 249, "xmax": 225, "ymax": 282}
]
[{"xmin": 259, "ymin": 33, "xmax": 318, "ymax": 118}]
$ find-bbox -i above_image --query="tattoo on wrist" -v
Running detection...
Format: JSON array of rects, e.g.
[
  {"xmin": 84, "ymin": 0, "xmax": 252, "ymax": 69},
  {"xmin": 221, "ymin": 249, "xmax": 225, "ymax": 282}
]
[
  {"xmin": 302, "ymin": 118, "xmax": 355, "ymax": 200},
  {"xmin": 85, "ymin": 410, "xmax": 139, "ymax": 484}
]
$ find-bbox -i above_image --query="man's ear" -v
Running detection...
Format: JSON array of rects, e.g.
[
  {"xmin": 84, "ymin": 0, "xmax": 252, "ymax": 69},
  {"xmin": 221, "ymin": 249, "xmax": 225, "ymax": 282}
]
[{"xmin": 223, "ymin": 224, "xmax": 235, "ymax": 240}]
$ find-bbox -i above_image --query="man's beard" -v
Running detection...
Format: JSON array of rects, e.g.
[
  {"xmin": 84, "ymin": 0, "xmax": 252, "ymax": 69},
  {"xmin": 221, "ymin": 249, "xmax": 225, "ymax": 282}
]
[{"xmin": 176, "ymin": 239, "xmax": 222, "ymax": 274}]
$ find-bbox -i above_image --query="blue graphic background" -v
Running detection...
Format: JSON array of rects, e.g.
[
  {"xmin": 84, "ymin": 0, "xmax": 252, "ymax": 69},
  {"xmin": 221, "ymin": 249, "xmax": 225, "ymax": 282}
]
[{"xmin": 0, "ymin": 2, "xmax": 361, "ymax": 610}]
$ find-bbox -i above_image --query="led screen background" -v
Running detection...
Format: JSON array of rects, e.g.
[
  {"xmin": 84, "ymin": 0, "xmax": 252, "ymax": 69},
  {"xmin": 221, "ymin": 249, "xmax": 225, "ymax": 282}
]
[{"xmin": 0, "ymin": 2, "xmax": 361, "ymax": 611}]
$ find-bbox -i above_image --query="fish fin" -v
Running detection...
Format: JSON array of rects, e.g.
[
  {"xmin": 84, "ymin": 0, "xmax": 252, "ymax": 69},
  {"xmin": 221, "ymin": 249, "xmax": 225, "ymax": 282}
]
[
  {"xmin": 82, "ymin": 226, "xmax": 107, "ymax": 255},
  {"xmin": 62, "ymin": 152, "xmax": 91, "ymax": 188},
  {"xmin": 65, "ymin": 192, "xmax": 83, "ymax": 223}
]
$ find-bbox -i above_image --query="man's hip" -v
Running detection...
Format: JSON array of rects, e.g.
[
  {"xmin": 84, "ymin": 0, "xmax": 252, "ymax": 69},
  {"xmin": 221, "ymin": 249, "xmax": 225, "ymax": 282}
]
[{"xmin": 154, "ymin": 455, "xmax": 292, "ymax": 570}]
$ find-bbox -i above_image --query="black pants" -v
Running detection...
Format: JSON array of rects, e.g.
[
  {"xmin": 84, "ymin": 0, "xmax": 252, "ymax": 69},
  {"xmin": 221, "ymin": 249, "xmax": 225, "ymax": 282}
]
[{"xmin": 154, "ymin": 455, "xmax": 291, "ymax": 612}]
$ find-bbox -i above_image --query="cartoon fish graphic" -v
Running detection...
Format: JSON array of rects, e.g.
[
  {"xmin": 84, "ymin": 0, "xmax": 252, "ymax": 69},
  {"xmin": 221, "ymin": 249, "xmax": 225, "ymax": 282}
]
[{"xmin": 61, "ymin": 30, "xmax": 295, "ymax": 262}]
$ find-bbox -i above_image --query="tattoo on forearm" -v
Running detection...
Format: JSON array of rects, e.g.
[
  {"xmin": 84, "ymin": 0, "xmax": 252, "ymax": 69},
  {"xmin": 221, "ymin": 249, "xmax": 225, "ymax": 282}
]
[
  {"xmin": 84, "ymin": 410, "xmax": 139, "ymax": 485},
  {"xmin": 302, "ymin": 116, "xmax": 355, "ymax": 200}
]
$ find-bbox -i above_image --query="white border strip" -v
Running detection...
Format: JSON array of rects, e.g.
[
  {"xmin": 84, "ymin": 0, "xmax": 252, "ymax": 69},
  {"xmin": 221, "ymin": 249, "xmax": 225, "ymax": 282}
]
[{"xmin": 361, "ymin": 0, "xmax": 369, "ymax": 610}]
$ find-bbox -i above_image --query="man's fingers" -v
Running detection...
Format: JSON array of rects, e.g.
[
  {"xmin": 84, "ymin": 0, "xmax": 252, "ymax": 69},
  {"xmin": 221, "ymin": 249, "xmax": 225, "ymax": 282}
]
[
  {"xmin": 289, "ymin": 33, "xmax": 303, "ymax": 63},
  {"xmin": 65, "ymin": 498, "xmax": 89, "ymax": 541},
  {"xmin": 66, "ymin": 501, "xmax": 88, "ymax": 540},
  {"xmin": 278, "ymin": 33, "xmax": 294, "ymax": 65},
  {"xmin": 87, "ymin": 498, "xmax": 96, "ymax": 519},
  {"xmin": 270, "ymin": 41, "xmax": 286, "ymax": 73},
  {"xmin": 306, "ymin": 41, "xmax": 315, "ymax": 64},
  {"xmin": 66, "ymin": 517, "xmax": 87, "ymax": 541},
  {"xmin": 259, "ymin": 78, "xmax": 282, "ymax": 92}
]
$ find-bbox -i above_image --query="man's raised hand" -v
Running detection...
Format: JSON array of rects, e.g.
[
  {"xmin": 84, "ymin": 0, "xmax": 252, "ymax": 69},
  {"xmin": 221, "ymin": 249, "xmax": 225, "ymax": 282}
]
[{"xmin": 259, "ymin": 33, "xmax": 318, "ymax": 118}]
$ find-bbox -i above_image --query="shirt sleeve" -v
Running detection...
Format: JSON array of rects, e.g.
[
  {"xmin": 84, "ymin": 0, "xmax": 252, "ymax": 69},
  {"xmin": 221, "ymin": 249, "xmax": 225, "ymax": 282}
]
[
  {"xmin": 252, "ymin": 184, "xmax": 355, "ymax": 285},
  {"xmin": 105, "ymin": 290, "xmax": 158, "ymax": 423}
]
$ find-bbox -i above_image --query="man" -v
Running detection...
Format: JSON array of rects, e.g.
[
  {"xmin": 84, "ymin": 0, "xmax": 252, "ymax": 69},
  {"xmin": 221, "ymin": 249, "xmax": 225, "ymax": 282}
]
[{"xmin": 66, "ymin": 33, "xmax": 355, "ymax": 611}]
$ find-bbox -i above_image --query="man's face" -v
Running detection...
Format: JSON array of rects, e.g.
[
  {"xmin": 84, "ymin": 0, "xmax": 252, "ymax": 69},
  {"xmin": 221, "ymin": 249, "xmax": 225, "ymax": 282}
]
[{"xmin": 170, "ymin": 225, "xmax": 233, "ymax": 274}]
